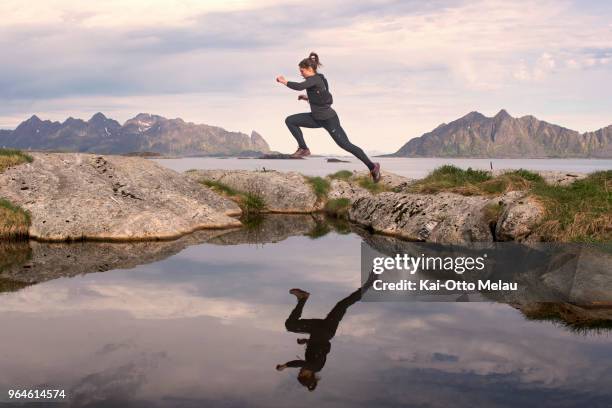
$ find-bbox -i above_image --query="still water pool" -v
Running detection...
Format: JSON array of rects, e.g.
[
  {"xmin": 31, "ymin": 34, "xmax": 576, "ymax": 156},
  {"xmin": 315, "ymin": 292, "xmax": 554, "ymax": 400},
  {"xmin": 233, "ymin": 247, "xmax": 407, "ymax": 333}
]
[{"xmin": 1, "ymin": 216, "xmax": 611, "ymax": 407}]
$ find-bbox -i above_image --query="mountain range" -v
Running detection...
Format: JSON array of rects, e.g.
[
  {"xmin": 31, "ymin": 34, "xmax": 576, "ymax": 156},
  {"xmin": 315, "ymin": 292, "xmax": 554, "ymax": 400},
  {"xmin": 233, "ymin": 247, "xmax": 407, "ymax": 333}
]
[
  {"xmin": 391, "ymin": 109, "xmax": 612, "ymax": 158},
  {"xmin": 0, "ymin": 113, "xmax": 270, "ymax": 156}
]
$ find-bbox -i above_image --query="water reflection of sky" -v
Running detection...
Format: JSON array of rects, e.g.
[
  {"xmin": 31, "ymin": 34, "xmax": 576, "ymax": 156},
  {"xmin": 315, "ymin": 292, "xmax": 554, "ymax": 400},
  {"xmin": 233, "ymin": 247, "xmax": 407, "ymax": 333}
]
[{"xmin": 1, "ymin": 232, "xmax": 611, "ymax": 407}]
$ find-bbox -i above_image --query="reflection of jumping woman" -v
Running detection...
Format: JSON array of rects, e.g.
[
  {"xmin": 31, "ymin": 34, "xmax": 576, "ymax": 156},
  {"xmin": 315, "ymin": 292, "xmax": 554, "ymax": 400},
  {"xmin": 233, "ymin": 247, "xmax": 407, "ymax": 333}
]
[
  {"xmin": 276, "ymin": 272, "xmax": 376, "ymax": 391},
  {"xmin": 276, "ymin": 52, "xmax": 381, "ymax": 182}
]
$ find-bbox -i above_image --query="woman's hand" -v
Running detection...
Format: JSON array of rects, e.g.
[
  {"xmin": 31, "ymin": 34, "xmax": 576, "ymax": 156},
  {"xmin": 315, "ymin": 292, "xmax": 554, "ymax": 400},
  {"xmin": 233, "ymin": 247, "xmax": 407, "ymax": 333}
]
[
  {"xmin": 276, "ymin": 75, "xmax": 288, "ymax": 85},
  {"xmin": 298, "ymin": 94, "xmax": 308, "ymax": 101}
]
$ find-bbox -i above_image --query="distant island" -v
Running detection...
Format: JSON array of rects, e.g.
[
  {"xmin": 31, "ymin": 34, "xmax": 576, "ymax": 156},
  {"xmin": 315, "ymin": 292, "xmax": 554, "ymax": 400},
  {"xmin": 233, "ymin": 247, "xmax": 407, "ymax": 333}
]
[
  {"xmin": 0, "ymin": 113, "xmax": 271, "ymax": 157},
  {"xmin": 388, "ymin": 109, "xmax": 612, "ymax": 158}
]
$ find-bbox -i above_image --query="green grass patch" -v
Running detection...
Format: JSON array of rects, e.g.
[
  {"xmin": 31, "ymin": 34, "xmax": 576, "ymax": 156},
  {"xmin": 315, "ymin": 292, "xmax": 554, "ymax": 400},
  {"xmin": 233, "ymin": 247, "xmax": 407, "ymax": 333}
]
[
  {"xmin": 408, "ymin": 165, "xmax": 492, "ymax": 195},
  {"xmin": 408, "ymin": 166, "xmax": 545, "ymax": 196},
  {"xmin": 328, "ymin": 170, "xmax": 353, "ymax": 181},
  {"xmin": 0, "ymin": 148, "xmax": 32, "ymax": 173},
  {"xmin": 0, "ymin": 199, "xmax": 31, "ymax": 239},
  {"xmin": 242, "ymin": 192, "xmax": 266, "ymax": 214},
  {"xmin": 200, "ymin": 179, "xmax": 239, "ymax": 196},
  {"xmin": 356, "ymin": 176, "xmax": 387, "ymax": 194},
  {"xmin": 323, "ymin": 198, "xmax": 351, "ymax": 219},
  {"xmin": 531, "ymin": 170, "xmax": 611, "ymax": 242},
  {"xmin": 305, "ymin": 176, "xmax": 330, "ymax": 199},
  {"xmin": 199, "ymin": 179, "xmax": 266, "ymax": 216}
]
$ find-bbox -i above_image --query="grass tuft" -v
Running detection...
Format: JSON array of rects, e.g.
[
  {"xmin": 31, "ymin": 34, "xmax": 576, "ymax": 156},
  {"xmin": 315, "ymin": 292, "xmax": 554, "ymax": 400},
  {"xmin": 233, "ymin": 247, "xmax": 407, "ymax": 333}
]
[
  {"xmin": 305, "ymin": 176, "xmax": 330, "ymax": 199},
  {"xmin": 408, "ymin": 165, "xmax": 492, "ymax": 195},
  {"xmin": 0, "ymin": 199, "xmax": 31, "ymax": 239},
  {"xmin": 328, "ymin": 170, "xmax": 353, "ymax": 181},
  {"xmin": 199, "ymin": 179, "xmax": 266, "ymax": 216},
  {"xmin": 0, "ymin": 148, "xmax": 32, "ymax": 173},
  {"xmin": 531, "ymin": 170, "xmax": 611, "ymax": 242},
  {"xmin": 356, "ymin": 176, "xmax": 387, "ymax": 194},
  {"xmin": 200, "ymin": 179, "xmax": 238, "ymax": 196}
]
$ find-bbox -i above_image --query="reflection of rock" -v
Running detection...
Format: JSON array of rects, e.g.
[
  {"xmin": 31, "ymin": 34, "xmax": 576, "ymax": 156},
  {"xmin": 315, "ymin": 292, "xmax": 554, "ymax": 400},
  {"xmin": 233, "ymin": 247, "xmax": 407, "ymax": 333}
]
[
  {"xmin": 359, "ymin": 233, "xmax": 612, "ymax": 329},
  {"xmin": 349, "ymin": 192, "xmax": 493, "ymax": 243},
  {"xmin": 0, "ymin": 241, "xmax": 34, "ymax": 292},
  {"xmin": 0, "ymin": 215, "xmax": 336, "ymax": 286},
  {"xmin": 0, "ymin": 229, "xmax": 233, "ymax": 284},
  {"xmin": 207, "ymin": 214, "xmax": 322, "ymax": 245},
  {"xmin": 514, "ymin": 303, "xmax": 612, "ymax": 330},
  {"xmin": 0, "ymin": 153, "xmax": 241, "ymax": 241},
  {"xmin": 186, "ymin": 169, "xmax": 322, "ymax": 213}
]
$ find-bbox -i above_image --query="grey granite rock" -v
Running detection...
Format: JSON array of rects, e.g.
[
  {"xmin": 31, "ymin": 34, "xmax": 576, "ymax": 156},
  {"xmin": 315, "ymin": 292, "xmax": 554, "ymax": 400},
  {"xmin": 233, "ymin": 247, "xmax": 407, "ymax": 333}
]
[
  {"xmin": 327, "ymin": 179, "xmax": 370, "ymax": 202},
  {"xmin": 186, "ymin": 169, "xmax": 323, "ymax": 213},
  {"xmin": 495, "ymin": 196, "xmax": 545, "ymax": 241},
  {"xmin": 0, "ymin": 153, "xmax": 242, "ymax": 241},
  {"xmin": 348, "ymin": 191, "xmax": 493, "ymax": 243}
]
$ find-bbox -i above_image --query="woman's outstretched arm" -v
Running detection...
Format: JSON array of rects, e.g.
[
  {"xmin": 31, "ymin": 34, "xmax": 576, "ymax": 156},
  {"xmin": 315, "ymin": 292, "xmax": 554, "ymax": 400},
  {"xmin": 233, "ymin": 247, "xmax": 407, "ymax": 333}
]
[{"xmin": 276, "ymin": 75, "xmax": 318, "ymax": 90}]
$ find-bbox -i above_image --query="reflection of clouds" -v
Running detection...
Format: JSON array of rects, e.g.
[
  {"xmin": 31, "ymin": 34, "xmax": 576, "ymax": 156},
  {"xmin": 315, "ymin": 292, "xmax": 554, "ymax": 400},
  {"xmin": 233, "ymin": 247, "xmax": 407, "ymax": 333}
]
[
  {"xmin": 69, "ymin": 352, "xmax": 167, "ymax": 407},
  {"xmin": 337, "ymin": 303, "xmax": 607, "ymax": 387},
  {"xmin": 1, "ymin": 233, "xmax": 611, "ymax": 406},
  {"xmin": 0, "ymin": 283, "xmax": 256, "ymax": 320}
]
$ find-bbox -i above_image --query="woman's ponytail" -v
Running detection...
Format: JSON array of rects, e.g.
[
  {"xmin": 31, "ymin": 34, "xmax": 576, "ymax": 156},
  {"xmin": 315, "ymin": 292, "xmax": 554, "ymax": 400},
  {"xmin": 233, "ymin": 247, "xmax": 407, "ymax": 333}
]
[{"xmin": 299, "ymin": 51, "xmax": 323, "ymax": 71}]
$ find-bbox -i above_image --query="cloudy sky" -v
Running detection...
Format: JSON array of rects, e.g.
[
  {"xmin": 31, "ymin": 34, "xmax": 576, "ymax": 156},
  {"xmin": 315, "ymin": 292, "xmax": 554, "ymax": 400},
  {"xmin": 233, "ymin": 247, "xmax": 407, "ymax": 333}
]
[{"xmin": 1, "ymin": 0, "xmax": 611, "ymax": 154}]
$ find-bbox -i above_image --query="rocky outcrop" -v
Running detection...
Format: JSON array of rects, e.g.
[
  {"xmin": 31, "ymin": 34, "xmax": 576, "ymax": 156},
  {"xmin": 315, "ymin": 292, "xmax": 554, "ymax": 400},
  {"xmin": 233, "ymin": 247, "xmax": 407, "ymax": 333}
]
[
  {"xmin": 186, "ymin": 169, "xmax": 323, "ymax": 213},
  {"xmin": 349, "ymin": 192, "xmax": 493, "ymax": 243},
  {"xmin": 0, "ymin": 153, "xmax": 242, "ymax": 241},
  {"xmin": 495, "ymin": 196, "xmax": 545, "ymax": 241},
  {"xmin": 0, "ymin": 156, "xmax": 574, "ymax": 244}
]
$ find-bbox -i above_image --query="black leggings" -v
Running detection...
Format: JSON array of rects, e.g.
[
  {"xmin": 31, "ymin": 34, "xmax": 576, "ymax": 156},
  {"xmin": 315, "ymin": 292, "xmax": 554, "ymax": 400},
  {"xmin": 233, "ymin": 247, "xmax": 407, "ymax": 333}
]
[
  {"xmin": 284, "ymin": 286, "xmax": 363, "ymax": 339},
  {"xmin": 285, "ymin": 112, "xmax": 375, "ymax": 171}
]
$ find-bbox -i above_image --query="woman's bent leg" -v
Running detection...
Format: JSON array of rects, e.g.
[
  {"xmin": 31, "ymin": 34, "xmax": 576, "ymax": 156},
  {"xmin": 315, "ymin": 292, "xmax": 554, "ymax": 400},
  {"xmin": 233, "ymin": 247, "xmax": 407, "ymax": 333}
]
[
  {"xmin": 322, "ymin": 115, "xmax": 375, "ymax": 171},
  {"xmin": 285, "ymin": 113, "xmax": 321, "ymax": 149}
]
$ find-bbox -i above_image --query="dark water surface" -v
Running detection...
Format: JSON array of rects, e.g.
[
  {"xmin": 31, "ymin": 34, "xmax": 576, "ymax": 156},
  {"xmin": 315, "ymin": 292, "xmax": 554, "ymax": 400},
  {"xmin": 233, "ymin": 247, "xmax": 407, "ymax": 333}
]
[{"xmin": 1, "ymin": 217, "xmax": 611, "ymax": 407}]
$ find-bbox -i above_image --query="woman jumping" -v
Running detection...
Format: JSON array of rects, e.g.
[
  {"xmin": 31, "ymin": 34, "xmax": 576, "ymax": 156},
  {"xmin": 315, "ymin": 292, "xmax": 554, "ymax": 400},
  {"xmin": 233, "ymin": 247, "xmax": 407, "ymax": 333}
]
[{"xmin": 276, "ymin": 52, "xmax": 381, "ymax": 182}]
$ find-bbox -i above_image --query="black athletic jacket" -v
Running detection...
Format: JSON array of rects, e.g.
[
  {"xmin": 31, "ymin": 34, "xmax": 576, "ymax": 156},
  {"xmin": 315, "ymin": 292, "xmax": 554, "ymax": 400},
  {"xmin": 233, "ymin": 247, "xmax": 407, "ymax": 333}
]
[{"xmin": 286, "ymin": 73, "xmax": 336, "ymax": 120}]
